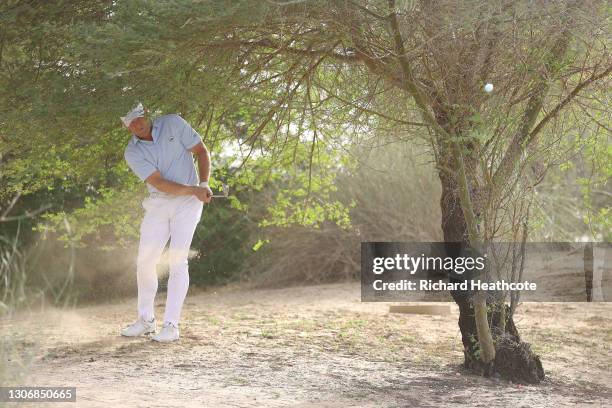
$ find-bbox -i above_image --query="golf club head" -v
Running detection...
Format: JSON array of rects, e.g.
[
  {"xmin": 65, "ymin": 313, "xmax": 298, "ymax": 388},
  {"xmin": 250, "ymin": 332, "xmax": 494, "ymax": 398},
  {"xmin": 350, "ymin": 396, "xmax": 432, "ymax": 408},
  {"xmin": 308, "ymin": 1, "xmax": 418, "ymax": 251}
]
[{"xmin": 212, "ymin": 183, "xmax": 229, "ymax": 198}]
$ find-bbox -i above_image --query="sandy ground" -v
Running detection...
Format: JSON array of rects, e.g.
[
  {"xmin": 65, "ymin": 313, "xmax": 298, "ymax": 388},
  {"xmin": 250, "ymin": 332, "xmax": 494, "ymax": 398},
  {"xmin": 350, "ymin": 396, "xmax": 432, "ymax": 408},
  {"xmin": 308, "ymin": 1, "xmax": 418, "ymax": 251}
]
[{"xmin": 2, "ymin": 282, "xmax": 611, "ymax": 407}]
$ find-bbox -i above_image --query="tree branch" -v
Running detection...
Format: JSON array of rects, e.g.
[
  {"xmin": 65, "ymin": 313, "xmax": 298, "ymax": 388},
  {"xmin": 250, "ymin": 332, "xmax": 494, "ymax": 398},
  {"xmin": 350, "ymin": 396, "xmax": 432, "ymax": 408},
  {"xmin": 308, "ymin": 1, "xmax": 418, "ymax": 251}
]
[
  {"xmin": 492, "ymin": 26, "xmax": 572, "ymax": 187},
  {"xmin": 386, "ymin": 0, "xmax": 448, "ymax": 137},
  {"xmin": 527, "ymin": 64, "xmax": 612, "ymax": 142},
  {"xmin": 206, "ymin": 38, "xmax": 357, "ymax": 63},
  {"xmin": 315, "ymin": 82, "xmax": 428, "ymax": 127}
]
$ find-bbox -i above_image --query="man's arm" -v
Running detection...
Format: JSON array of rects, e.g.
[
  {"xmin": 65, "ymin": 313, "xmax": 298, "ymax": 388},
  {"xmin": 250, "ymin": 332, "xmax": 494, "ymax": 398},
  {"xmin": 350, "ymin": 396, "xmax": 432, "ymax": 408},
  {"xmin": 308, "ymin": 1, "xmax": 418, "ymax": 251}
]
[
  {"xmin": 145, "ymin": 171, "xmax": 211, "ymax": 202},
  {"xmin": 189, "ymin": 141, "xmax": 211, "ymax": 184}
]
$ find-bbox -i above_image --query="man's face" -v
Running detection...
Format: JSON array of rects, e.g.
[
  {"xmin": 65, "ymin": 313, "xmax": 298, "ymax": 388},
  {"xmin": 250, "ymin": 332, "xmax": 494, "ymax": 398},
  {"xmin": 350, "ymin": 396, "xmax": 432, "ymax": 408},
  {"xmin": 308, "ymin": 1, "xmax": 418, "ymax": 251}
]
[{"xmin": 127, "ymin": 117, "xmax": 151, "ymax": 139}]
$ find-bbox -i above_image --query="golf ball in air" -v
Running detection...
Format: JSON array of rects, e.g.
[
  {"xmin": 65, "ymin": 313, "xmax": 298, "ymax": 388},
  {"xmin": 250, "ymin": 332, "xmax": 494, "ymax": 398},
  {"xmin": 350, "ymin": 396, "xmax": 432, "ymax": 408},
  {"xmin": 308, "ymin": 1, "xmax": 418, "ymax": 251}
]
[{"xmin": 484, "ymin": 83, "xmax": 494, "ymax": 93}]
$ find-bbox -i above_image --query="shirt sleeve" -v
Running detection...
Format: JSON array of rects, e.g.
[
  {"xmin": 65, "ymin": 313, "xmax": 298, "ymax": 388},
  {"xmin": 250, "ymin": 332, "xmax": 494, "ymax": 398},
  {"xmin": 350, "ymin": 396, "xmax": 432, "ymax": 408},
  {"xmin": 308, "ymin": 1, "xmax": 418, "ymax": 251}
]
[
  {"xmin": 174, "ymin": 114, "xmax": 202, "ymax": 150},
  {"xmin": 124, "ymin": 149, "xmax": 157, "ymax": 182}
]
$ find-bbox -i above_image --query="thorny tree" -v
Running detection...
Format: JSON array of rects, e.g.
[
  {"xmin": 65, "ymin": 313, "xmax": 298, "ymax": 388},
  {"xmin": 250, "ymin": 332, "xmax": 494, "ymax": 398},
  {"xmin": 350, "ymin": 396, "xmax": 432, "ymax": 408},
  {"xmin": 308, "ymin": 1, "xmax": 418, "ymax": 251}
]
[{"xmin": 191, "ymin": 0, "xmax": 609, "ymax": 383}]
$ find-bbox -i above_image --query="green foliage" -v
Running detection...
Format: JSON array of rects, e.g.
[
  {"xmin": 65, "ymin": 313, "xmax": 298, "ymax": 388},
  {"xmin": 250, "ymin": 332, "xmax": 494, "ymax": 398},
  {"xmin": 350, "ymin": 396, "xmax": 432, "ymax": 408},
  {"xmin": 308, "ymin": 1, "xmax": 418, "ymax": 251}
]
[
  {"xmin": 257, "ymin": 143, "xmax": 354, "ymax": 229},
  {"xmin": 38, "ymin": 185, "xmax": 144, "ymax": 248},
  {"xmin": 189, "ymin": 199, "xmax": 256, "ymax": 286},
  {"xmin": 577, "ymin": 133, "xmax": 612, "ymax": 241}
]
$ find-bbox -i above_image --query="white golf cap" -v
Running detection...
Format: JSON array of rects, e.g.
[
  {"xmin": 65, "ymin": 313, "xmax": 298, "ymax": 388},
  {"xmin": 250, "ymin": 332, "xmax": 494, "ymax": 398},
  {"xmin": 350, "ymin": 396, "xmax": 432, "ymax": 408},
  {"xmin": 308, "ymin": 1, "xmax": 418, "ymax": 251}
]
[{"xmin": 120, "ymin": 102, "xmax": 145, "ymax": 127}]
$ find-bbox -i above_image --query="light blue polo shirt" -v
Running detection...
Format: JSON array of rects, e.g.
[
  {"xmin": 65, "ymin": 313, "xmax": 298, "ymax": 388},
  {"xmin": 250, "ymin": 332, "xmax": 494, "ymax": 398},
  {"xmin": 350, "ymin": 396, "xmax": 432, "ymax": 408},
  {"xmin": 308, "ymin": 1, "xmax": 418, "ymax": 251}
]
[{"xmin": 124, "ymin": 114, "xmax": 202, "ymax": 194}]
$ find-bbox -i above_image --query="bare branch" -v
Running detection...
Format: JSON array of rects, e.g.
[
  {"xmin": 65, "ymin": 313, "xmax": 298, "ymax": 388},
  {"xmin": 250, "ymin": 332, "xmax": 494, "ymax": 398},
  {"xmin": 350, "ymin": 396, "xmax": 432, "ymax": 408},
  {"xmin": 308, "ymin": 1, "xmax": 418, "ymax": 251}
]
[
  {"xmin": 205, "ymin": 38, "xmax": 357, "ymax": 63},
  {"xmin": 492, "ymin": 26, "xmax": 572, "ymax": 187},
  {"xmin": 386, "ymin": 0, "xmax": 448, "ymax": 137},
  {"xmin": 527, "ymin": 64, "xmax": 612, "ymax": 142},
  {"xmin": 315, "ymin": 82, "xmax": 428, "ymax": 127},
  {"xmin": 1, "ymin": 192, "xmax": 21, "ymax": 220}
]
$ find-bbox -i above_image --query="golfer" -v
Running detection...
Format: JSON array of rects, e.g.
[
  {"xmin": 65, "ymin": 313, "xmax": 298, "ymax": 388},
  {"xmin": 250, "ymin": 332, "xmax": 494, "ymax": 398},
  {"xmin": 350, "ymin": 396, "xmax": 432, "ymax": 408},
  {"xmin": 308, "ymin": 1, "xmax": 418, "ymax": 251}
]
[{"xmin": 119, "ymin": 103, "xmax": 212, "ymax": 342}]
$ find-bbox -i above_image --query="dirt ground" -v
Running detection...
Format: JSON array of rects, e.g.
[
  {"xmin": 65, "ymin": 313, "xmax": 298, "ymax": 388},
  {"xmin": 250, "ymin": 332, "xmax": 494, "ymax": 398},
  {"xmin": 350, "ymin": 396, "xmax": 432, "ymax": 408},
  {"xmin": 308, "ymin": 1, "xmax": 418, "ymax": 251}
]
[{"xmin": 2, "ymin": 282, "xmax": 611, "ymax": 407}]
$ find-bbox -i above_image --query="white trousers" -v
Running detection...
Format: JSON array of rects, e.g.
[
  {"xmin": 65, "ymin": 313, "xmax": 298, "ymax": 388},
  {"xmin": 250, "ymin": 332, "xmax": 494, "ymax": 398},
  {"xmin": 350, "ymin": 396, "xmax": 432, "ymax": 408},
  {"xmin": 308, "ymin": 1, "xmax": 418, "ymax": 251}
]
[{"xmin": 136, "ymin": 194, "xmax": 203, "ymax": 326}]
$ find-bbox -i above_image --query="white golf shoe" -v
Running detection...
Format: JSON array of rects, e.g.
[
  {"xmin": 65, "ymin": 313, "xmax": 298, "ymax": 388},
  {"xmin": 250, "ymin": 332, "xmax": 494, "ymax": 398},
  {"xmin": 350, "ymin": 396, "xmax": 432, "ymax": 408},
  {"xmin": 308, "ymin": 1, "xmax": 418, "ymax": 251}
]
[
  {"xmin": 151, "ymin": 321, "xmax": 179, "ymax": 342},
  {"xmin": 121, "ymin": 317, "xmax": 156, "ymax": 337}
]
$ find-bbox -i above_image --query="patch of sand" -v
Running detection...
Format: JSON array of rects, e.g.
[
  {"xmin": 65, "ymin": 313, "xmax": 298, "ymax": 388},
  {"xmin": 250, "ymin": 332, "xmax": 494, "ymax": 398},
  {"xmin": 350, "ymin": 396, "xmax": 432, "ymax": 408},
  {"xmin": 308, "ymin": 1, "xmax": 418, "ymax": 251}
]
[{"xmin": 1, "ymin": 282, "xmax": 610, "ymax": 407}]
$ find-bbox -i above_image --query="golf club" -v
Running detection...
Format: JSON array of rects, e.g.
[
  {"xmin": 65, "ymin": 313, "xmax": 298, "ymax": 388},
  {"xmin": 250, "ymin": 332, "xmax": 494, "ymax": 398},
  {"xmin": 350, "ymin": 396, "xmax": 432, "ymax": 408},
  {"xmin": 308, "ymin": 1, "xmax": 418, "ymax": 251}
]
[{"xmin": 211, "ymin": 183, "xmax": 229, "ymax": 198}]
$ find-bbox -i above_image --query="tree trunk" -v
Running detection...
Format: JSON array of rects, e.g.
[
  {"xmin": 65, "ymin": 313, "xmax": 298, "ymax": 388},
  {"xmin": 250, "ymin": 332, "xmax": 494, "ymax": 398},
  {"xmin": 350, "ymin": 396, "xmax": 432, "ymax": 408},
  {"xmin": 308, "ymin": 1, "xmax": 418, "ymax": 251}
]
[{"xmin": 437, "ymin": 168, "xmax": 545, "ymax": 384}]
